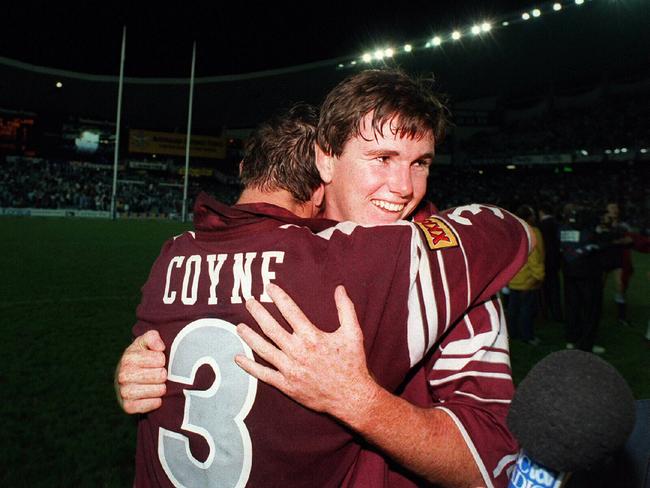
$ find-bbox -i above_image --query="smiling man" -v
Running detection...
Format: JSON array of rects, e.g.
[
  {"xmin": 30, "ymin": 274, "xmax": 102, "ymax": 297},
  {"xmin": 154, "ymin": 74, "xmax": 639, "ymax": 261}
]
[{"xmin": 313, "ymin": 70, "xmax": 441, "ymax": 225}]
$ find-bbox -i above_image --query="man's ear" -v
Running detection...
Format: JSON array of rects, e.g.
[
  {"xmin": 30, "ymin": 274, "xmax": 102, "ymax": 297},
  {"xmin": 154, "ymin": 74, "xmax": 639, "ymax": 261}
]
[
  {"xmin": 314, "ymin": 143, "xmax": 334, "ymax": 184},
  {"xmin": 312, "ymin": 183, "xmax": 325, "ymax": 209}
]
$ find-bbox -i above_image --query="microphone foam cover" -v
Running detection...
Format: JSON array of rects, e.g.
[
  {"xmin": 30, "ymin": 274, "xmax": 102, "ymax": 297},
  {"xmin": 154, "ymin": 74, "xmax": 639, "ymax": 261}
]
[{"xmin": 507, "ymin": 350, "xmax": 636, "ymax": 472}]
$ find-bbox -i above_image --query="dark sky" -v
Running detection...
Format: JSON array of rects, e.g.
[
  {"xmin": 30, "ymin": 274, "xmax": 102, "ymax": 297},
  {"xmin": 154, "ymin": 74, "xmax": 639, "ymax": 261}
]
[{"xmin": 1, "ymin": 0, "xmax": 528, "ymax": 77}]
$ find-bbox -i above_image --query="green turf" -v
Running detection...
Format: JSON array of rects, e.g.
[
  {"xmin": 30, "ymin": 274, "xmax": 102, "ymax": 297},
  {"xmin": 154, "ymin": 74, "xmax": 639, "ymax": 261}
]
[{"xmin": 1, "ymin": 216, "xmax": 648, "ymax": 487}]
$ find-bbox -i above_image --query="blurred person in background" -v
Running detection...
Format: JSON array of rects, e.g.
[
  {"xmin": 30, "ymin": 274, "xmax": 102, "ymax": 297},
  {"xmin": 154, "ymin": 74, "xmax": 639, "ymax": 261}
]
[
  {"xmin": 507, "ymin": 205, "xmax": 545, "ymax": 346},
  {"xmin": 560, "ymin": 203, "xmax": 609, "ymax": 354},
  {"xmin": 538, "ymin": 203, "xmax": 562, "ymax": 322},
  {"xmin": 599, "ymin": 202, "xmax": 634, "ymax": 327}
]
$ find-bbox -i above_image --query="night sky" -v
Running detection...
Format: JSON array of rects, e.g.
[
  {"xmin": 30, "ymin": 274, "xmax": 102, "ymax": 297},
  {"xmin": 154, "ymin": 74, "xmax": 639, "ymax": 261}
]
[{"xmin": 2, "ymin": 0, "xmax": 532, "ymax": 77}]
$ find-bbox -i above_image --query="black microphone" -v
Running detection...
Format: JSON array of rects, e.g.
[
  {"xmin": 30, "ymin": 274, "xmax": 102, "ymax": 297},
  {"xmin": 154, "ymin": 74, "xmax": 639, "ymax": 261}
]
[{"xmin": 506, "ymin": 350, "xmax": 636, "ymax": 487}]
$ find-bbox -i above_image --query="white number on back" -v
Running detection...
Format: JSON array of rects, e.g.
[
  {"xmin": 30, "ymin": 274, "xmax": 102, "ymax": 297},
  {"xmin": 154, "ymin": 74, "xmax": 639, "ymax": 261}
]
[{"xmin": 158, "ymin": 318, "xmax": 257, "ymax": 488}]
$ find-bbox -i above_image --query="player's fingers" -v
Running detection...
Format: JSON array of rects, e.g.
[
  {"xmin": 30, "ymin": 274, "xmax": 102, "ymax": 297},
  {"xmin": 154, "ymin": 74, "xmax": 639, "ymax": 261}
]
[
  {"xmin": 265, "ymin": 283, "xmax": 318, "ymax": 338},
  {"xmin": 117, "ymin": 366, "xmax": 167, "ymax": 385},
  {"xmin": 133, "ymin": 330, "xmax": 165, "ymax": 352},
  {"xmin": 334, "ymin": 285, "xmax": 363, "ymax": 339},
  {"xmin": 122, "ymin": 349, "xmax": 166, "ymax": 369},
  {"xmin": 122, "ymin": 398, "xmax": 163, "ymax": 415},
  {"xmin": 120, "ymin": 383, "xmax": 167, "ymax": 402},
  {"xmin": 245, "ymin": 298, "xmax": 293, "ymax": 350},
  {"xmin": 236, "ymin": 323, "xmax": 291, "ymax": 371},
  {"xmin": 234, "ymin": 354, "xmax": 289, "ymax": 393}
]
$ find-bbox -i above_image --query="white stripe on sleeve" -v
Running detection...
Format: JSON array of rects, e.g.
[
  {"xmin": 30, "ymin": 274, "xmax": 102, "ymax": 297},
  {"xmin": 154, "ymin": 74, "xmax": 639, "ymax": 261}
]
[
  {"xmin": 436, "ymin": 407, "xmax": 494, "ymax": 488},
  {"xmin": 437, "ymin": 215, "xmax": 472, "ymax": 308}
]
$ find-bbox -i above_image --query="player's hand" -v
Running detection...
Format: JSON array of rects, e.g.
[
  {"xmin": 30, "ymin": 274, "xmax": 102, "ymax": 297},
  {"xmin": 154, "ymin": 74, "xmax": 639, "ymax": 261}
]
[
  {"xmin": 235, "ymin": 283, "xmax": 378, "ymax": 420},
  {"xmin": 115, "ymin": 330, "xmax": 167, "ymax": 414}
]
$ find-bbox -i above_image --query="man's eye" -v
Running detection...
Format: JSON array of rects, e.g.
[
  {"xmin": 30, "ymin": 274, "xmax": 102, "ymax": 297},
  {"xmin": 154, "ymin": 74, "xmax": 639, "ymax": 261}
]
[
  {"xmin": 414, "ymin": 160, "xmax": 431, "ymax": 168},
  {"xmin": 376, "ymin": 156, "xmax": 389, "ymax": 163}
]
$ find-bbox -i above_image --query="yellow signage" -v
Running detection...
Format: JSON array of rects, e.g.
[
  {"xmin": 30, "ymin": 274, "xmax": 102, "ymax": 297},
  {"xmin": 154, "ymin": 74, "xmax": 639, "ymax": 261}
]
[{"xmin": 129, "ymin": 129, "xmax": 226, "ymax": 159}]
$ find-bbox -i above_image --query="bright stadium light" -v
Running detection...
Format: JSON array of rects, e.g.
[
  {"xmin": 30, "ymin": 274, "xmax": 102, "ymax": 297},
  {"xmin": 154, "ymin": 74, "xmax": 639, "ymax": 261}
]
[
  {"xmin": 338, "ymin": 63, "xmax": 344, "ymax": 68},
  {"xmin": 575, "ymin": 0, "xmax": 584, "ymax": 4},
  {"xmin": 56, "ymin": 81, "xmax": 63, "ymax": 88},
  {"xmin": 532, "ymin": 8, "xmax": 541, "ymax": 17},
  {"xmin": 621, "ymin": 147, "xmax": 628, "ymax": 153},
  {"xmin": 502, "ymin": 21, "xmax": 510, "ymax": 26},
  {"xmin": 384, "ymin": 48, "xmax": 394, "ymax": 57},
  {"xmin": 350, "ymin": 60, "xmax": 357, "ymax": 65},
  {"xmin": 362, "ymin": 53, "xmax": 372, "ymax": 63},
  {"xmin": 614, "ymin": 148, "xmax": 621, "ymax": 154},
  {"xmin": 481, "ymin": 22, "xmax": 492, "ymax": 32},
  {"xmin": 452, "ymin": 30, "xmax": 462, "ymax": 40},
  {"xmin": 553, "ymin": 2, "xmax": 563, "ymax": 11},
  {"xmin": 507, "ymin": 165, "xmax": 517, "ymax": 170},
  {"xmin": 580, "ymin": 149, "xmax": 589, "ymax": 156},
  {"xmin": 403, "ymin": 44, "xmax": 412, "ymax": 52},
  {"xmin": 641, "ymin": 148, "xmax": 648, "ymax": 154},
  {"xmin": 471, "ymin": 25, "xmax": 481, "ymax": 35},
  {"xmin": 605, "ymin": 149, "xmax": 612, "ymax": 154},
  {"xmin": 522, "ymin": 12, "xmax": 531, "ymax": 20},
  {"xmin": 432, "ymin": 36, "xmax": 442, "ymax": 46},
  {"xmin": 374, "ymin": 49, "xmax": 385, "ymax": 60}
]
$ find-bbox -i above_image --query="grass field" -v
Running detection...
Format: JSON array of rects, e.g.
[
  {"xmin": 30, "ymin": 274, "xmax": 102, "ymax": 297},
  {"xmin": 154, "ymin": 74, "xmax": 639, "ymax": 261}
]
[{"xmin": 1, "ymin": 216, "xmax": 648, "ymax": 487}]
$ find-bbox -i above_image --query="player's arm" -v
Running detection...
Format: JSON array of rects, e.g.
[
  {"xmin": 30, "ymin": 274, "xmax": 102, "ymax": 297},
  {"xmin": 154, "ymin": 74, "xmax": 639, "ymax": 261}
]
[
  {"xmin": 236, "ymin": 284, "xmax": 483, "ymax": 487},
  {"xmin": 115, "ymin": 330, "xmax": 167, "ymax": 414},
  {"xmin": 421, "ymin": 297, "xmax": 520, "ymax": 487}
]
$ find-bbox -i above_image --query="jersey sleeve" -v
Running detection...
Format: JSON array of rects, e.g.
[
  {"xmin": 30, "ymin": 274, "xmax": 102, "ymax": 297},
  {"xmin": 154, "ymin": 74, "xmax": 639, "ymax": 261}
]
[
  {"xmin": 426, "ymin": 297, "xmax": 518, "ymax": 488},
  {"xmin": 404, "ymin": 204, "xmax": 531, "ymax": 351}
]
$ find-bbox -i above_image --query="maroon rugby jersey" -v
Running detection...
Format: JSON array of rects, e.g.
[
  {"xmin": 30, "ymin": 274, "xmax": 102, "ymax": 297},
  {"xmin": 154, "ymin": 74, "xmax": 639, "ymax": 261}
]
[
  {"xmin": 357, "ymin": 297, "xmax": 521, "ymax": 488},
  {"xmin": 133, "ymin": 193, "xmax": 530, "ymax": 488}
]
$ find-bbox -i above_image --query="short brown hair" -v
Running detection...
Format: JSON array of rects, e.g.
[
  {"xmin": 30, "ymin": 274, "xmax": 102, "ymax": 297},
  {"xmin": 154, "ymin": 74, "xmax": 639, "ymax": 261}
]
[
  {"xmin": 317, "ymin": 69, "xmax": 449, "ymax": 157},
  {"xmin": 240, "ymin": 103, "xmax": 321, "ymax": 203}
]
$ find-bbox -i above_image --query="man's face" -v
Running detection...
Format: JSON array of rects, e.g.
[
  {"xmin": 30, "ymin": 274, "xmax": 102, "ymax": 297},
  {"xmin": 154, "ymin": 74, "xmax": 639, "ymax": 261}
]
[{"xmin": 320, "ymin": 113, "xmax": 434, "ymax": 225}]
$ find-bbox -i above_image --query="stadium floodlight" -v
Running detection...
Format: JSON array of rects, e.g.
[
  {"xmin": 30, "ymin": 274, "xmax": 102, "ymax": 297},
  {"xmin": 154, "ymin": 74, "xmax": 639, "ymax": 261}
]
[
  {"xmin": 350, "ymin": 60, "xmax": 357, "ymax": 65},
  {"xmin": 641, "ymin": 148, "xmax": 648, "ymax": 154},
  {"xmin": 507, "ymin": 165, "xmax": 516, "ymax": 170},
  {"xmin": 605, "ymin": 149, "xmax": 612, "ymax": 154},
  {"xmin": 338, "ymin": 63, "xmax": 345, "ymax": 68},
  {"xmin": 532, "ymin": 8, "xmax": 541, "ymax": 17},
  {"xmin": 452, "ymin": 30, "xmax": 462, "ymax": 40},
  {"xmin": 553, "ymin": 2, "xmax": 562, "ymax": 11},
  {"xmin": 522, "ymin": 12, "xmax": 531, "ymax": 20},
  {"xmin": 432, "ymin": 36, "xmax": 442, "ymax": 46},
  {"xmin": 56, "ymin": 81, "xmax": 63, "ymax": 88},
  {"xmin": 481, "ymin": 22, "xmax": 492, "ymax": 32},
  {"xmin": 362, "ymin": 53, "xmax": 373, "ymax": 63},
  {"xmin": 580, "ymin": 149, "xmax": 589, "ymax": 156},
  {"xmin": 384, "ymin": 48, "xmax": 394, "ymax": 57},
  {"xmin": 621, "ymin": 147, "xmax": 628, "ymax": 153},
  {"xmin": 614, "ymin": 148, "xmax": 621, "ymax": 154},
  {"xmin": 478, "ymin": 170, "xmax": 484, "ymax": 175},
  {"xmin": 502, "ymin": 21, "xmax": 510, "ymax": 26},
  {"xmin": 575, "ymin": 0, "xmax": 584, "ymax": 4},
  {"xmin": 374, "ymin": 49, "xmax": 385, "ymax": 60},
  {"xmin": 403, "ymin": 44, "xmax": 412, "ymax": 52},
  {"xmin": 471, "ymin": 25, "xmax": 481, "ymax": 35}
]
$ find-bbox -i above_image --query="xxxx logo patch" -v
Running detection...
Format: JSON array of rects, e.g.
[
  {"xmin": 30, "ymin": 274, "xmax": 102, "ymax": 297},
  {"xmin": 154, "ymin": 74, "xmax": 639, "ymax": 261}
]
[{"xmin": 415, "ymin": 217, "xmax": 458, "ymax": 250}]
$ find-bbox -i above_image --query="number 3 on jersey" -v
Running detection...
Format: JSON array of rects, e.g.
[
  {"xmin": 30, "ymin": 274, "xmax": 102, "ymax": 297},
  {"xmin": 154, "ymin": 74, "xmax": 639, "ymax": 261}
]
[{"xmin": 158, "ymin": 318, "xmax": 258, "ymax": 488}]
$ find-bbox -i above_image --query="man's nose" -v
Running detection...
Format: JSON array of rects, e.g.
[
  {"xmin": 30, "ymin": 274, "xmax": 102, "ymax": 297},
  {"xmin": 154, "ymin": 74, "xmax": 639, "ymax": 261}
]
[{"xmin": 388, "ymin": 164, "xmax": 413, "ymax": 198}]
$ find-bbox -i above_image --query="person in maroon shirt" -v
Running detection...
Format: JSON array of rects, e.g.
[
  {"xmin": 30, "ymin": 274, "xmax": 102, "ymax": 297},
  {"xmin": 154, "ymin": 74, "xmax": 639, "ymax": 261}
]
[{"xmin": 117, "ymin": 70, "xmax": 531, "ymax": 487}]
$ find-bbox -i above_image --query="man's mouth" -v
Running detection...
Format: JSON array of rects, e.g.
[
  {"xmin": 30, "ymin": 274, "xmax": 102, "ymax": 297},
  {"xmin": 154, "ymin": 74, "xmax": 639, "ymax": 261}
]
[{"xmin": 371, "ymin": 199, "xmax": 406, "ymax": 213}]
